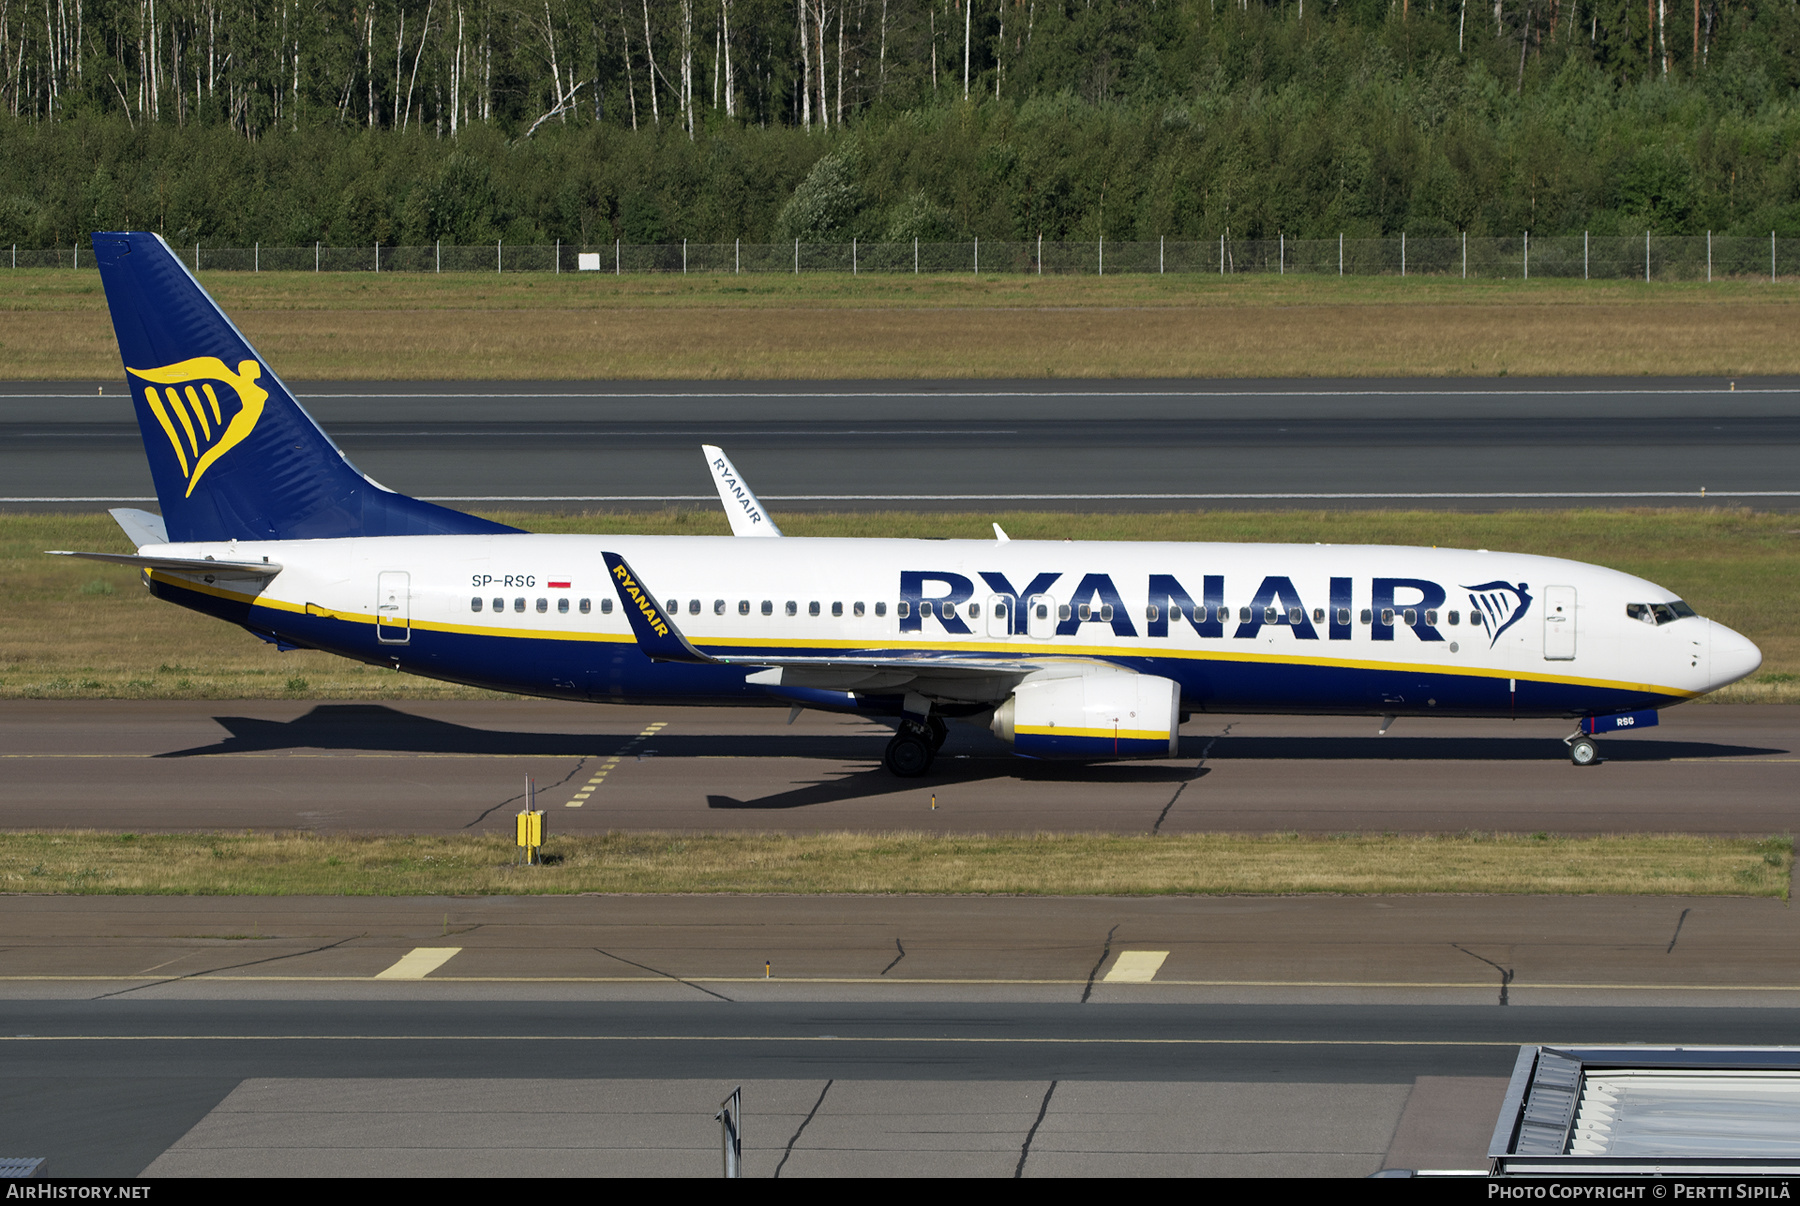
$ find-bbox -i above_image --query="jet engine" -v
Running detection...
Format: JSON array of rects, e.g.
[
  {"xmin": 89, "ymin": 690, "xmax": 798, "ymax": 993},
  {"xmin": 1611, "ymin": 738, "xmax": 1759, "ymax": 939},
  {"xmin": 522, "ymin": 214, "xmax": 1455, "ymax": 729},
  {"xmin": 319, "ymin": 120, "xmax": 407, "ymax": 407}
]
[{"xmin": 990, "ymin": 667, "xmax": 1181, "ymax": 760}]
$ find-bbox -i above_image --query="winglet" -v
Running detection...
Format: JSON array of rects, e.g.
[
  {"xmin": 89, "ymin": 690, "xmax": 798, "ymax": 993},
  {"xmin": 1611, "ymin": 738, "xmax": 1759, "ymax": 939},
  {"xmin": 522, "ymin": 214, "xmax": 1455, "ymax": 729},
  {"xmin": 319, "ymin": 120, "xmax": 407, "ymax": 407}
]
[
  {"xmin": 602, "ymin": 551, "xmax": 718, "ymax": 664},
  {"xmin": 702, "ymin": 445, "xmax": 783, "ymax": 537}
]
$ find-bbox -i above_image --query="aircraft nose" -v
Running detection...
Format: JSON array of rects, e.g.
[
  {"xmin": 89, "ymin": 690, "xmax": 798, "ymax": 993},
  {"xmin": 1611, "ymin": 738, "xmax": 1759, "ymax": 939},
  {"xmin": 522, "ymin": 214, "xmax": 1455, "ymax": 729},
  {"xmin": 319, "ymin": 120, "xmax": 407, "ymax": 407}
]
[{"xmin": 1709, "ymin": 620, "xmax": 1763, "ymax": 692}]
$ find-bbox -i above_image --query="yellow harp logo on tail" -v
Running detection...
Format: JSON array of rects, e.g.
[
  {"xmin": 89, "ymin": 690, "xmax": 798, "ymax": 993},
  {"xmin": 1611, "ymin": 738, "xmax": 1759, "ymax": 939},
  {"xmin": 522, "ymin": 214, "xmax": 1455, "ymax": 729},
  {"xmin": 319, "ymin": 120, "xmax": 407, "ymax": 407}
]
[{"xmin": 125, "ymin": 358, "xmax": 268, "ymax": 498}]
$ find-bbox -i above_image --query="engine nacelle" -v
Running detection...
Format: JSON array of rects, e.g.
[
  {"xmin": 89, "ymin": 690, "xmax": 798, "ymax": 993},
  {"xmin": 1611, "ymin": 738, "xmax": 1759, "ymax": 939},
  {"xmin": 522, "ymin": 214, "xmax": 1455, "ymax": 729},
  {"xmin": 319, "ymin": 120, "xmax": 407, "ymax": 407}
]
[{"xmin": 990, "ymin": 668, "xmax": 1181, "ymax": 760}]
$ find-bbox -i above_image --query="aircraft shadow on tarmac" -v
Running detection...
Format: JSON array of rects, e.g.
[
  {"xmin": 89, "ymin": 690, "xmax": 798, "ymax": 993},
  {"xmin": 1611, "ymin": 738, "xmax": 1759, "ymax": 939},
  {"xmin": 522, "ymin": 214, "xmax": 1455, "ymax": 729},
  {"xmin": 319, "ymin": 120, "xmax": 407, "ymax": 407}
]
[{"xmin": 162, "ymin": 705, "xmax": 1784, "ymax": 813}]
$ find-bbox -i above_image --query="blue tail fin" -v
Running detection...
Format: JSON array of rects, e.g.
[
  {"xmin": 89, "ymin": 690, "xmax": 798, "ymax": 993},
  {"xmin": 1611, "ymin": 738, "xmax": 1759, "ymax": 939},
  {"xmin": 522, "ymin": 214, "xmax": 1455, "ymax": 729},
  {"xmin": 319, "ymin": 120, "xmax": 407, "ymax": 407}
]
[{"xmin": 91, "ymin": 231, "xmax": 519, "ymax": 543}]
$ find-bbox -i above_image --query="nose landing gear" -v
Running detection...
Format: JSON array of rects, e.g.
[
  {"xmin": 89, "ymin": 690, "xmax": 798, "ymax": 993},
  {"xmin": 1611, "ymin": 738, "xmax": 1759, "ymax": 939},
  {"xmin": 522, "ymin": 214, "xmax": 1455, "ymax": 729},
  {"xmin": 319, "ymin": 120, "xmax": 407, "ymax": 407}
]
[{"xmin": 1566, "ymin": 734, "xmax": 1599, "ymax": 766}]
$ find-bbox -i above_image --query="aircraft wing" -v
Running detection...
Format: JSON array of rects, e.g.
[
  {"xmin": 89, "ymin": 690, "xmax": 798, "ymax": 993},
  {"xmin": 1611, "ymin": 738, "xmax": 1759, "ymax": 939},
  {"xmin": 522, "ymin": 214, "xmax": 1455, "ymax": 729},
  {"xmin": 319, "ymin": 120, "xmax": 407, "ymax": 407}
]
[
  {"xmin": 46, "ymin": 550, "xmax": 282, "ymax": 577},
  {"xmin": 702, "ymin": 445, "xmax": 782, "ymax": 537},
  {"xmin": 601, "ymin": 550, "xmax": 1040, "ymax": 695}
]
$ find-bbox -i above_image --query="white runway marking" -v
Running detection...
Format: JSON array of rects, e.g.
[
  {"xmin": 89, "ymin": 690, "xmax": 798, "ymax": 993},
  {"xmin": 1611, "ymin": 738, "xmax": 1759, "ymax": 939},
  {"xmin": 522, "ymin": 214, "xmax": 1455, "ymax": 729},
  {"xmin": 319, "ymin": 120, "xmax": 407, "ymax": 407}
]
[{"xmin": 1103, "ymin": 952, "xmax": 1170, "ymax": 984}]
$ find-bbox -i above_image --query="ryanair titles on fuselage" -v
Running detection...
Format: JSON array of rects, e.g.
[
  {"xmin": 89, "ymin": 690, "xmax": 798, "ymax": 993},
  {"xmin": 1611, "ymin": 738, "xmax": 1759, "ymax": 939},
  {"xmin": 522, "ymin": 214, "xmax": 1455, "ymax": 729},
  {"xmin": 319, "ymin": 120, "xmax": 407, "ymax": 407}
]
[{"xmin": 898, "ymin": 569, "xmax": 1530, "ymax": 644}]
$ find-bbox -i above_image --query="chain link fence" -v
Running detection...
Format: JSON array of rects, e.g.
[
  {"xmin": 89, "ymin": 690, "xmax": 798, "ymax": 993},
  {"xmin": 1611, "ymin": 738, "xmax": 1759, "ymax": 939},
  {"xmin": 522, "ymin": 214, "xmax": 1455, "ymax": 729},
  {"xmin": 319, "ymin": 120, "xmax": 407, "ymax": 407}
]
[{"xmin": 12, "ymin": 235, "xmax": 1800, "ymax": 280}]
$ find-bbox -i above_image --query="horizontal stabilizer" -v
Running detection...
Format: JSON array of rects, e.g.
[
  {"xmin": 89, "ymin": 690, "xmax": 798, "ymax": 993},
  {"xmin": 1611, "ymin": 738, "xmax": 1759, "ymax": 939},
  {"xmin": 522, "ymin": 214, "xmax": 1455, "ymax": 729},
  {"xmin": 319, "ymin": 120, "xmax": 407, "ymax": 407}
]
[
  {"xmin": 601, "ymin": 551, "xmax": 717, "ymax": 664},
  {"xmin": 47, "ymin": 550, "xmax": 281, "ymax": 577},
  {"xmin": 109, "ymin": 508, "xmax": 169, "ymax": 549}
]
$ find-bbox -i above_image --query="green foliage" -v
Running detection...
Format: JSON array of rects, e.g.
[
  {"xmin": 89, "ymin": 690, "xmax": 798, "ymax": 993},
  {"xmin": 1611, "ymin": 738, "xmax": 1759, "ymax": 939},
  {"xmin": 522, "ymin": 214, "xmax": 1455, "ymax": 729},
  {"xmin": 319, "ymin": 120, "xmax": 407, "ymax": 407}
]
[{"xmin": 2, "ymin": 1, "xmax": 1799, "ymax": 244}]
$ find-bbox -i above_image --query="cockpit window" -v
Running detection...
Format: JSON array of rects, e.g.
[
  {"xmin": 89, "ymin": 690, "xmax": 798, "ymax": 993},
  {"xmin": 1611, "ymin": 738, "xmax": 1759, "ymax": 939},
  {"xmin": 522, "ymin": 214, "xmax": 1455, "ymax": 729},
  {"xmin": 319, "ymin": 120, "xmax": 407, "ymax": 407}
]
[{"xmin": 1627, "ymin": 601, "xmax": 1695, "ymax": 626}]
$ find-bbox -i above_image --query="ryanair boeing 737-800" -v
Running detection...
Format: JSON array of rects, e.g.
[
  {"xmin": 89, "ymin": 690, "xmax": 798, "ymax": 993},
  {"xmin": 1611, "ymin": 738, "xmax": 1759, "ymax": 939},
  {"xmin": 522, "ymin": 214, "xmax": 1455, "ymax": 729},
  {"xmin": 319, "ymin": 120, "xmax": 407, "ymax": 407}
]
[{"xmin": 56, "ymin": 232, "xmax": 1763, "ymax": 776}]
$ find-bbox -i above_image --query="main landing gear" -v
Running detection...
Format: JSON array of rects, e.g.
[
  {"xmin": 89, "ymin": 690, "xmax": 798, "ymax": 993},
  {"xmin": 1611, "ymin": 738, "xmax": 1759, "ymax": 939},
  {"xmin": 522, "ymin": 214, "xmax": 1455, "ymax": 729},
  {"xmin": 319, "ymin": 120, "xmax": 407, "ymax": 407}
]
[{"xmin": 883, "ymin": 716, "xmax": 949, "ymax": 778}]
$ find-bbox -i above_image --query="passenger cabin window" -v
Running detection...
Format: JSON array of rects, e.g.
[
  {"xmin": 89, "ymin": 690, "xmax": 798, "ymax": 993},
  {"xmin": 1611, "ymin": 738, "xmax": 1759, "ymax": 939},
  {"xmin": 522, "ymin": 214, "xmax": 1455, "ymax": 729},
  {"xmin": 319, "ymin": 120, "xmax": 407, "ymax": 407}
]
[
  {"xmin": 1100, "ymin": 604, "xmax": 1113, "ymax": 621},
  {"xmin": 808, "ymin": 601, "xmax": 820, "ymax": 617},
  {"xmin": 896, "ymin": 601, "xmax": 910, "ymax": 618},
  {"xmin": 715, "ymin": 599, "xmax": 726, "ymax": 615},
  {"xmin": 1337, "ymin": 608, "xmax": 1352, "ymax": 625},
  {"xmin": 492, "ymin": 598, "xmax": 504, "ymax": 613},
  {"xmin": 875, "ymin": 602, "xmax": 887, "ymax": 617},
  {"xmin": 739, "ymin": 600, "xmax": 750, "ymax": 615},
  {"xmin": 1145, "ymin": 605, "xmax": 1160, "ymax": 622},
  {"xmin": 536, "ymin": 598, "xmax": 548, "ymax": 613},
  {"xmin": 1058, "ymin": 604, "xmax": 1072, "ymax": 621},
  {"xmin": 832, "ymin": 602, "xmax": 843, "ymax": 617},
  {"xmin": 1077, "ymin": 605, "xmax": 1090, "ymax": 621},
  {"xmin": 580, "ymin": 599, "xmax": 592, "ymax": 614},
  {"xmin": 1447, "ymin": 610, "xmax": 1459, "ymax": 625},
  {"xmin": 557, "ymin": 598, "xmax": 570, "ymax": 614},
  {"xmin": 968, "ymin": 603, "xmax": 980, "ymax": 619},
  {"xmin": 1289, "ymin": 607, "xmax": 1304, "ymax": 625},
  {"xmin": 785, "ymin": 601, "xmax": 798, "ymax": 617},
  {"xmin": 920, "ymin": 602, "xmax": 934, "ymax": 618},
  {"xmin": 1312, "ymin": 608, "xmax": 1325, "ymax": 623},
  {"xmin": 471, "ymin": 597, "xmax": 483, "ymax": 612},
  {"xmin": 514, "ymin": 598, "xmax": 526, "ymax": 613},
  {"xmin": 600, "ymin": 598, "xmax": 613, "ymax": 614},
  {"xmin": 853, "ymin": 602, "xmax": 865, "ymax": 617},
  {"xmin": 1424, "ymin": 609, "xmax": 1437, "ymax": 625},
  {"xmin": 1035, "ymin": 603, "xmax": 1049, "ymax": 620},
  {"xmin": 1403, "ymin": 608, "xmax": 1417, "ymax": 626},
  {"xmin": 1238, "ymin": 606, "xmax": 1251, "ymax": 623},
  {"xmin": 1381, "ymin": 608, "xmax": 1395, "ymax": 625},
  {"xmin": 761, "ymin": 601, "xmax": 773, "ymax": 616},
  {"xmin": 1360, "ymin": 608, "xmax": 1373, "ymax": 624},
  {"xmin": 1263, "ymin": 606, "xmax": 1278, "ymax": 624},
  {"xmin": 689, "ymin": 600, "xmax": 701, "ymax": 615}
]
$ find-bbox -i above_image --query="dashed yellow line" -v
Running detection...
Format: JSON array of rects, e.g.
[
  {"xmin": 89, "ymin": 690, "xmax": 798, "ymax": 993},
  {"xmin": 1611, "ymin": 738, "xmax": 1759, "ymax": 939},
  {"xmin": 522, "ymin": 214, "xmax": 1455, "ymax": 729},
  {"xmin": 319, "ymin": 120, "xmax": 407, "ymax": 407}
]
[{"xmin": 566, "ymin": 722, "xmax": 666, "ymax": 807}]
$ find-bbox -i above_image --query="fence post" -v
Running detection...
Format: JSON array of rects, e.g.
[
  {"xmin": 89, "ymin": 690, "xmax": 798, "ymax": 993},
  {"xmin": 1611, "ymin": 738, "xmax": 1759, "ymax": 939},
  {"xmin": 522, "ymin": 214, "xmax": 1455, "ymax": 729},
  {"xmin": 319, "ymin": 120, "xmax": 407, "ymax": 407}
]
[
  {"xmin": 682, "ymin": 238, "xmax": 687, "ymax": 274},
  {"xmin": 437, "ymin": 239, "xmax": 441, "ymax": 274},
  {"xmin": 1523, "ymin": 232, "xmax": 1528, "ymax": 281},
  {"xmin": 1098, "ymin": 235, "xmax": 1103, "ymax": 276},
  {"xmin": 255, "ymin": 242, "xmax": 259, "ymax": 273},
  {"xmin": 316, "ymin": 241, "xmax": 320, "ymax": 272},
  {"xmin": 557, "ymin": 239, "xmax": 561, "ymax": 274},
  {"xmin": 974, "ymin": 235, "xmax": 978, "ymax": 276},
  {"xmin": 195, "ymin": 243, "xmax": 200, "ymax": 272},
  {"xmin": 1401, "ymin": 232, "xmax": 1406, "ymax": 278},
  {"xmin": 1584, "ymin": 231, "xmax": 1589, "ymax": 281},
  {"xmin": 1774, "ymin": 231, "xmax": 1778, "ymax": 282},
  {"xmin": 375, "ymin": 242, "xmax": 380, "ymax": 274},
  {"xmin": 73, "ymin": 242, "xmax": 77, "ymax": 270},
  {"xmin": 1220, "ymin": 233, "xmax": 1224, "ymax": 275},
  {"xmin": 1340, "ymin": 232, "xmax": 1344, "ymax": 277},
  {"xmin": 736, "ymin": 238, "xmax": 740, "ymax": 274},
  {"xmin": 853, "ymin": 237, "xmax": 857, "ymax": 276},
  {"xmin": 1707, "ymin": 231, "xmax": 1711, "ymax": 282},
  {"xmin": 616, "ymin": 239, "xmax": 620, "ymax": 275},
  {"xmin": 1645, "ymin": 230, "xmax": 1650, "ymax": 283},
  {"xmin": 1160, "ymin": 236, "xmax": 1164, "ymax": 275},
  {"xmin": 795, "ymin": 238, "xmax": 799, "ymax": 275},
  {"xmin": 1279, "ymin": 233, "xmax": 1284, "ymax": 275},
  {"xmin": 1462, "ymin": 231, "xmax": 1467, "ymax": 279},
  {"xmin": 915, "ymin": 237, "xmax": 919, "ymax": 275},
  {"xmin": 1037, "ymin": 233, "xmax": 1042, "ymax": 276},
  {"xmin": 497, "ymin": 240, "xmax": 502, "ymax": 274}
]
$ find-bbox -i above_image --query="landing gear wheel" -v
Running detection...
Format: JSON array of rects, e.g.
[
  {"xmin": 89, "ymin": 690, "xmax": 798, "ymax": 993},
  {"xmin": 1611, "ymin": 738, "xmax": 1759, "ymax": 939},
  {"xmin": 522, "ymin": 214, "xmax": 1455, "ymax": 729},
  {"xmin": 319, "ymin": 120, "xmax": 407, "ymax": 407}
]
[
  {"xmin": 884, "ymin": 732, "xmax": 934, "ymax": 777},
  {"xmin": 1569, "ymin": 737, "xmax": 1599, "ymax": 766},
  {"xmin": 926, "ymin": 717, "xmax": 949, "ymax": 751}
]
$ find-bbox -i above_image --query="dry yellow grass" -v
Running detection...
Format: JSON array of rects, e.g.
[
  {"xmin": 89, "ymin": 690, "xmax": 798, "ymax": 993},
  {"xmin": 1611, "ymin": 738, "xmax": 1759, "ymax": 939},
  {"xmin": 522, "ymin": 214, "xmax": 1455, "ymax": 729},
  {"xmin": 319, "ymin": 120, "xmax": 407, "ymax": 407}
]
[
  {"xmin": 6, "ymin": 509, "xmax": 1795, "ymax": 701},
  {"xmin": 4, "ymin": 272, "xmax": 1796, "ymax": 378},
  {"xmin": 1, "ymin": 830, "xmax": 1789, "ymax": 897}
]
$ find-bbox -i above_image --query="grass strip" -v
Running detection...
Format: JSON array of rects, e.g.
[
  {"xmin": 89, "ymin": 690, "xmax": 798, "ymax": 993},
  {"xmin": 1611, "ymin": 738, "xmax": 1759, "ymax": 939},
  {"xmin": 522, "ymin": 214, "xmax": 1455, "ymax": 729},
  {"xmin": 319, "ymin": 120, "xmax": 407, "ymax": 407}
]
[
  {"xmin": 4, "ymin": 272, "xmax": 1797, "ymax": 378},
  {"xmin": 5, "ymin": 508, "xmax": 1794, "ymax": 702},
  {"xmin": 0, "ymin": 831, "xmax": 1790, "ymax": 899}
]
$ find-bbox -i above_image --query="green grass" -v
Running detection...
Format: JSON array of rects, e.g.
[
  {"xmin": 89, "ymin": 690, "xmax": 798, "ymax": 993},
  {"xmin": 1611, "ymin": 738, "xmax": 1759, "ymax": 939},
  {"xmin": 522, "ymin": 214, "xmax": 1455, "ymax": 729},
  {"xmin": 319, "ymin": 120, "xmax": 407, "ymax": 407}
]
[
  {"xmin": 3, "ymin": 270, "xmax": 1797, "ymax": 378},
  {"xmin": 0, "ymin": 830, "xmax": 1789, "ymax": 898},
  {"xmin": 4, "ymin": 507, "xmax": 1793, "ymax": 702}
]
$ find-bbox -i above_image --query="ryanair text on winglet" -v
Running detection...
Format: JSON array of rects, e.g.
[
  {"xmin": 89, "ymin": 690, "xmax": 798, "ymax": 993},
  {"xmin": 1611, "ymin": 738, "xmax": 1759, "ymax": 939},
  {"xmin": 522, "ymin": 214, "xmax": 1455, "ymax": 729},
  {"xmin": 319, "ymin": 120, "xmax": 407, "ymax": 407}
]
[{"xmin": 611, "ymin": 563, "xmax": 671, "ymax": 637}]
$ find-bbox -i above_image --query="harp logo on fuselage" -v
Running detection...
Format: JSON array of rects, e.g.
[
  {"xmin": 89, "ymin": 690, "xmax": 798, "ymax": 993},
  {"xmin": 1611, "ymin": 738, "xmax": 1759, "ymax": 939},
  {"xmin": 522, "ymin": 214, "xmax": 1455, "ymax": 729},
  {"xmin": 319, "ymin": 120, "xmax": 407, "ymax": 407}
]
[{"xmin": 126, "ymin": 357, "xmax": 269, "ymax": 498}]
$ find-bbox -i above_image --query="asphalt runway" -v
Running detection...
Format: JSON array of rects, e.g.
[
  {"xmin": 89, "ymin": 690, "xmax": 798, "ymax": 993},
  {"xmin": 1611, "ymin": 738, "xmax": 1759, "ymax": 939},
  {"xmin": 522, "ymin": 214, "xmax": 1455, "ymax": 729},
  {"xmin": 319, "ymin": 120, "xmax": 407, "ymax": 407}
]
[
  {"xmin": 4, "ymin": 700, "xmax": 1794, "ymax": 835},
  {"xmin": 4, "ymin": 377, "xmax": 1799, "ymax": 511},
  {"xmin": 8, "ymin": 891, "xmax": 1800, "ymax": 1175}
]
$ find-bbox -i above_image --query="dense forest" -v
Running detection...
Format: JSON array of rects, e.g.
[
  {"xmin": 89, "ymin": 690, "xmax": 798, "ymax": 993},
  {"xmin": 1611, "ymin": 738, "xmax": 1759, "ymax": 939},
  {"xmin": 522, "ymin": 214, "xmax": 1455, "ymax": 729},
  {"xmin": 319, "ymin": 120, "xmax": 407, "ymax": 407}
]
[{"xmin": 1, "ymin": 0, "xmax": 1798, "ymax": 246}]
